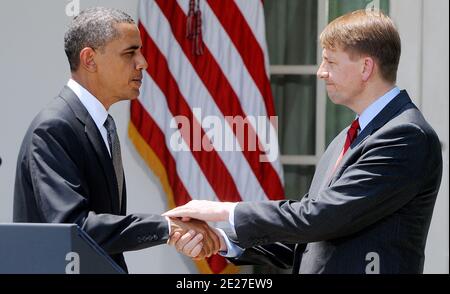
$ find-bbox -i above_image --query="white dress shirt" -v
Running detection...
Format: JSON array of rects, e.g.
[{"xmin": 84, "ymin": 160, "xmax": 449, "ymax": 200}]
[
  {"xmin": 67, "ymin": 79, "xmax": 111, "ymax": 156},
  {"xmin": 220, "ymin": 86, "xmax": 401, "ymax": 258}
]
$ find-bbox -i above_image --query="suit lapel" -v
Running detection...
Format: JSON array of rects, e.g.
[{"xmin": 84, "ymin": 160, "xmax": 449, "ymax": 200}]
[
  {"xmin": 318, "ymin": 131, "xmax": 347, "ymax": 191},
  {"xmin": 326, "ymin": 90, "xmax": 413, "ymax": 187},
  {"xmin": 58, "ymin": 86, "xmax": 121, "ymax": 213}
]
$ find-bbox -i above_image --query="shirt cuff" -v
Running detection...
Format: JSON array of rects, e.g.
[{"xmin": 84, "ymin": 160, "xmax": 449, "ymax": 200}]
[
  {"xmin": 228, "ymin": 202, "xmax": 238, "ymax": 236},
  {"xmin": 165, "ymin": 216, "xmax": 171, "ymax": 235},
  {"xmin": 216, "ymin": 228, "xmax": 244, "ymax": 258}
]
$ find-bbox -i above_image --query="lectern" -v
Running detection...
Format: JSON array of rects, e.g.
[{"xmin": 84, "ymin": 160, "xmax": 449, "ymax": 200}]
[{"xmin": 0, "ymin": 223, "xmax": 125, "ymax": 274}]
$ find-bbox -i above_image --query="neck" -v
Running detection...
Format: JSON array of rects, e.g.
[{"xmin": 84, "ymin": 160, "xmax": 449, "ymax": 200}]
[
  {"xmin": 71, "ymin": 72, "xmax": 115, "ymax": 110},
  {"xmin": 350, "ymin": 80, "xmax": 396, "ymax": 115}
]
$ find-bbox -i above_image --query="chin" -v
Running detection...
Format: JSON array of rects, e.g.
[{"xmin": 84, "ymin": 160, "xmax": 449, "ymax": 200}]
[
  {"xmin": 129, "ymin": 89, "xmax": 140, "ymax": 100},
  {"xmin": 327, "ymin": 91, "xmax": 336, "ymax": 102},
  {"xmin": 328, "ymin": 93, "xmax": 343, "ymax": 105}
]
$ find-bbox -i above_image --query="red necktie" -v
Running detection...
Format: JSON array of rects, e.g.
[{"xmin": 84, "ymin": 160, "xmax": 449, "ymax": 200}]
[{"xmin": 332, "ymin": 118, "xmax": 360, "ymax": 173}]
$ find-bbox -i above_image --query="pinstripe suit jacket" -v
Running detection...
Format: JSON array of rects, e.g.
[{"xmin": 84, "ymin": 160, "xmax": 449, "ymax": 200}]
[{"xmin": 228, "ymin": 91, "xmax": 442, "ymax": 274}]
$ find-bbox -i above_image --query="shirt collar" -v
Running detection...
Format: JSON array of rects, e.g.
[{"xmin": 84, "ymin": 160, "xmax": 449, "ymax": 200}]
[
  {"xmin": 358, "ymin": 86, "xmax": 400, "ymax": 131},
  {"xmin": 67, "ymin": 79, "xmax": 109, "ymax": 128}
]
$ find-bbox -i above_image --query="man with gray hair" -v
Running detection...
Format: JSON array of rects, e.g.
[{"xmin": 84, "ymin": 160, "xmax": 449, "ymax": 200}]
[{"xmin": 13, "ymin": 7, "xmax": 220, "ymax": 272}]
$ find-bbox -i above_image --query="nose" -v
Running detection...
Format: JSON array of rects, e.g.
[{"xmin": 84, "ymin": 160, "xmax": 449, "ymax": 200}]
[
  {"xmin": 317, "ymin": 62, "xmax": 329, "ymax": 80},
  {"xmin": 136, "ymin": 51, "xmax": 148, "ymax": 71}
]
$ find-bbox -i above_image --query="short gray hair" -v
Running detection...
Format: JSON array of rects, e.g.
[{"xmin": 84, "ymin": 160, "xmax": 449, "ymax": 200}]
[{"xmin": 64, "ymin": 7, "xmax": 135, "ymax": 71}]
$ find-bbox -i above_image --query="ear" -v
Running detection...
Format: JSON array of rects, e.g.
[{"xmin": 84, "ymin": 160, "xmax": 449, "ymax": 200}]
[
  {"xmin": 79, "ymin": 47, "xmax": 97, "ymax": 73},
  {"xmin": 361, "ymin": 56, "xmax": 375, "ymax": 82}
]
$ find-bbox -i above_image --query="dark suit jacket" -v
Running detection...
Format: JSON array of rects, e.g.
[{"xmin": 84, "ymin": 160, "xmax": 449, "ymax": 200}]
[
  {"xmin": 227, "ymin": 91, "xmax": 442, "ymax": 274},
  {"xmin": 13, "ymin": 86, "xmax": 169, "ymax": 272}
]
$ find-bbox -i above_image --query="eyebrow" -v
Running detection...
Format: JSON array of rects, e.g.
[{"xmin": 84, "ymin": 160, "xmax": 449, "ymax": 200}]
[{"xmin": 122, "ymin": 45, "xmax": 141, "ymax": 52}]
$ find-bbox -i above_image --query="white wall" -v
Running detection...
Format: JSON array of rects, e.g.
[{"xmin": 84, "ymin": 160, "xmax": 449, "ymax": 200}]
[
  {"xmin": 390, "ymin": 0, "xmax": 449, "ymax": 274},
  {"xmin": 0, "ymin": 0, "xmax": 448, "ymax": 274},
  {"xmin": 420, "ymin": 0, "xmax": 449, "ymax": 274}
]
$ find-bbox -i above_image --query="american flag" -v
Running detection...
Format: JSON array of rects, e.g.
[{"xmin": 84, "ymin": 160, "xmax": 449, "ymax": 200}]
[{"xmin": 129, "ymin": 0, "xmax": 285, "ymax": 274}]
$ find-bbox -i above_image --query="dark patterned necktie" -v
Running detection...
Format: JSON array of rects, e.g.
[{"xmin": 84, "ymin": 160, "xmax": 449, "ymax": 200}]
[{"xmin": 104, "ymin": 114, "xmax": 123, "ymax": 209}]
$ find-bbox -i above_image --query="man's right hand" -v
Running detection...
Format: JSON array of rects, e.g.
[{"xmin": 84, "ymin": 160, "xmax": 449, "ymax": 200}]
[{"xmin": 167, "ymin": 217, "xmax": 221, "ymax": 259}]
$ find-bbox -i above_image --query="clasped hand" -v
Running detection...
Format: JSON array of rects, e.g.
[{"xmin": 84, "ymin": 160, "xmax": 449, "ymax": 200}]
[
  {"xmin": 165, "ymin": 200, "xmax": 236, "ymax": 259},
  {"xmin": 167, "ymin": 217, "xmax": 225, "ymax": 259}
]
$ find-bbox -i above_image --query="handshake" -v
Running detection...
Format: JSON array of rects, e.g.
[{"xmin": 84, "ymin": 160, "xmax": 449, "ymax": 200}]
[{"xmin": 162, "ymin": 200, "xmax": 236, "ymax": 259}]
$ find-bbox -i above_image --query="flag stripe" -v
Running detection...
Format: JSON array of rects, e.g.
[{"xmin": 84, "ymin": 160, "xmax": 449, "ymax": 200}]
[
  {"xmin": 139, "ymin": 3, "xmax": 269, "ymax": 202},
  {"xmin": 137, "ymin": 71, "xmax": 219, "ymax": 202},
  {"xmin": 177, "ymin": 0, "xmax": 284, "ymax": 187},
  {"xmin": 139, "ymin": 22, "xmax": 242, "ymax": 203},
  {"xmin": 128, "ymin": 122, "xmax": 178, "ymax": 209},
  {"xmin": 156, "ymin": 0, "xmax": 284, "ymax": 200},
  {"xmin": 130, "ymin": 100, "xmax": 192, "ymax": 206},
  {"xmin": 206, "ymin": 0, "xmax": 276, "ymax": 119},
  {"xmin": 234, "ymin": 0, "xmax": 271, "ymax": 79}
]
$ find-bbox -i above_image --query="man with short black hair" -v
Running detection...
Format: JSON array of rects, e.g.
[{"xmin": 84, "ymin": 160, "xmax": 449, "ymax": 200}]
[{"xmin": 14, "ymin": 7, "xmax": 219, "ymax": 272}]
